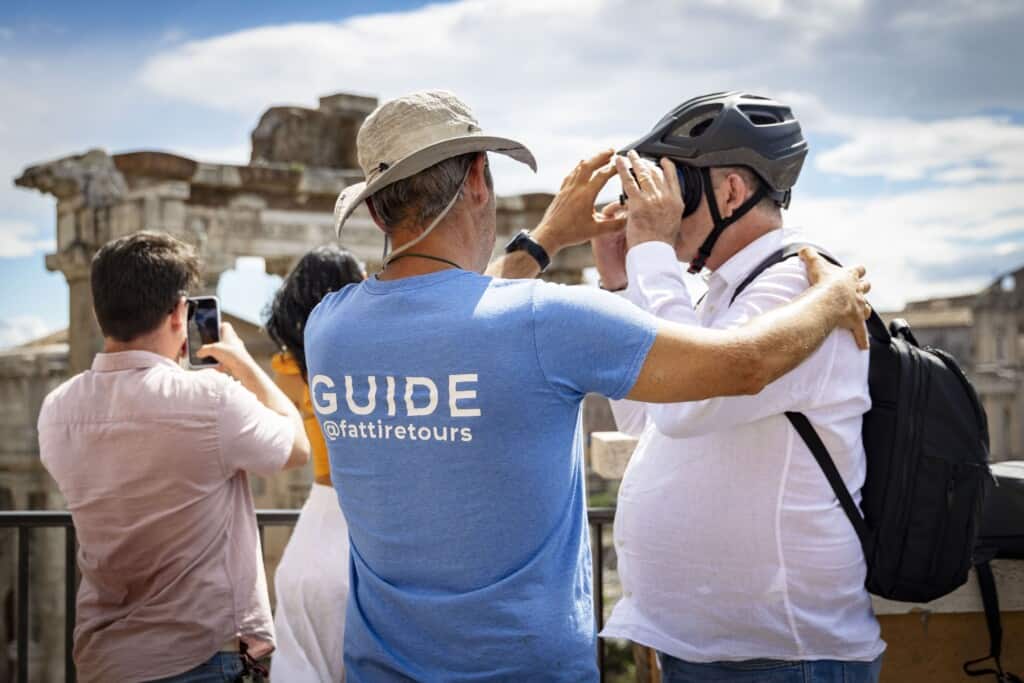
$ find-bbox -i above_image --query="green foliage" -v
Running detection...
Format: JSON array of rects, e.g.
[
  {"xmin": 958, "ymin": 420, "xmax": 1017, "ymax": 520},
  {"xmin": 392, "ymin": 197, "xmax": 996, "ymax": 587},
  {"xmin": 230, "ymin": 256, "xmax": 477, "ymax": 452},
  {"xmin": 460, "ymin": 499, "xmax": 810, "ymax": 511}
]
[{"xmin": 604, "ymin": 639, "xmax": 637, "ymax": 682}]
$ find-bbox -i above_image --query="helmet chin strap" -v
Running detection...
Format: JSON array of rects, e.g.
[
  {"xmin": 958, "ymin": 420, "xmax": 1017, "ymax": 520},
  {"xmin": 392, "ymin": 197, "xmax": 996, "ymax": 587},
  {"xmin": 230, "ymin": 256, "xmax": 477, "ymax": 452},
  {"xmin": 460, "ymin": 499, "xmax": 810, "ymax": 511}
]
[
  {"xmin": 688, "ymin": 167, "xmax": 768, "ymax": 274},
  {"xmin": 383, "ymin": 165, "xmax": 472, "ymax": 266}
]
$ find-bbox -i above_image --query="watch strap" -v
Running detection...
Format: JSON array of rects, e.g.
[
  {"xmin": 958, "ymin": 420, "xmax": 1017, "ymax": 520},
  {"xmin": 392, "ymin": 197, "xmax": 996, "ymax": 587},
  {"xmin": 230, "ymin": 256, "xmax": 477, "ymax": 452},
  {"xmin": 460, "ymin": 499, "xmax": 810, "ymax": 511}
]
[{"xmin": 505, "ymin": 230, "xmax": 550, "ymax": 272}]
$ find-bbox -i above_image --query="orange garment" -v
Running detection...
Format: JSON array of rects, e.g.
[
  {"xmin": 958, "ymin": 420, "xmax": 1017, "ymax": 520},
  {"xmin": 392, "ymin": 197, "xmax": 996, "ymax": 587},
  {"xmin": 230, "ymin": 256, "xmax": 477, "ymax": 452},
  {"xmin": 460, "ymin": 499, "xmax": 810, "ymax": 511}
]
[{"xmin": 272, "ymin": 352, "xmax": 331, "ymax": 482}]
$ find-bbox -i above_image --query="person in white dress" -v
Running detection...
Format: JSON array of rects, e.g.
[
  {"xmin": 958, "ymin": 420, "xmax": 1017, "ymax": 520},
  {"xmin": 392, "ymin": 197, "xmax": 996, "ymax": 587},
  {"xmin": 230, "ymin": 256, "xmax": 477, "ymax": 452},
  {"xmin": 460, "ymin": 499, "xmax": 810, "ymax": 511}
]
[{"xmin": 264, "ymin": 245, "xmax": 365, "ymax": 682}]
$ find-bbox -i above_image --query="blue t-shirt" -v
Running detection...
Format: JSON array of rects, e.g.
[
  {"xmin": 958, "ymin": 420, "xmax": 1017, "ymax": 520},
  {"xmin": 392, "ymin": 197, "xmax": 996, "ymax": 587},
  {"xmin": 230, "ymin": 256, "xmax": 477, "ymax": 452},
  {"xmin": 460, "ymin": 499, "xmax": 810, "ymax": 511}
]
[{"xmin": 304, "ymin": 269, "xmax": 657, "ymax": 682}]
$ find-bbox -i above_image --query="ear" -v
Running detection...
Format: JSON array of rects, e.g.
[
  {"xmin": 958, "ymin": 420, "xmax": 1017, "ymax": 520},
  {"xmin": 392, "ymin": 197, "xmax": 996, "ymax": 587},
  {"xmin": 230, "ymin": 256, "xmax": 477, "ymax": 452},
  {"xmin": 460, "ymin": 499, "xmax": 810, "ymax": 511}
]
[
  {"xmin": 717, "ymin": 171, "xmax": 748, "ymax": 219},
  {"xmin": 464, "ymin": 153, "xmax": 491, "ymax": 206}
]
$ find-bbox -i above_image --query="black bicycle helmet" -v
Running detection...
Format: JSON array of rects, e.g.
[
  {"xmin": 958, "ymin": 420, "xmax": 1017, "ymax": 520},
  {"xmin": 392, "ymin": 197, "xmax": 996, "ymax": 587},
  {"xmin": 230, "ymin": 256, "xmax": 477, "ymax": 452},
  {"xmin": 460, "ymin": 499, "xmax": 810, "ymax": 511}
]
[{"xmin": 622, "ymin": 92, "xmax": 808, "ymax": 272}]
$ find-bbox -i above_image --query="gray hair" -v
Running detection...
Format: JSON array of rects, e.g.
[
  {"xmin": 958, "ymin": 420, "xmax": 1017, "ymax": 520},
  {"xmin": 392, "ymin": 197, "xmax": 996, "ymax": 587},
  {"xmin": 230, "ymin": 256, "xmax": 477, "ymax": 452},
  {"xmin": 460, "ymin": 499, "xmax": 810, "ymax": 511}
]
[{"xmin": 369, "ymin": 152, "xmax": 492, "ymax": 231}]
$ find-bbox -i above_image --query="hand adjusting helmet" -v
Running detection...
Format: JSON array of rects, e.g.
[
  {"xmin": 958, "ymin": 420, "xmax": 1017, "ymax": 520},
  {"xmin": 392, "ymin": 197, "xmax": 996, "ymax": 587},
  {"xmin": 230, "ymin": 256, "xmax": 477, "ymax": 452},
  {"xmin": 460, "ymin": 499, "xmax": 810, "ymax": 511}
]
[{"xmin": 623, "ymin": 91, "xmax": 808, "ymax": 273}]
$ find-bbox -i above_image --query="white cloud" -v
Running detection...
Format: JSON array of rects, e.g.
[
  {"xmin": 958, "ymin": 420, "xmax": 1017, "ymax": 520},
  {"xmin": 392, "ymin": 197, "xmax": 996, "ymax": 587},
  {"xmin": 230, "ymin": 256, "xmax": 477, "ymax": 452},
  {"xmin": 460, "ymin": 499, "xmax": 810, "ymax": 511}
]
[
  {"xmin": 815, "ymin": 114, "xmax": 1024, "ymax": 183},
  {"xmin": 890, "ymin": 0, "xmax": 1021, "ymax": 29},
  {"xmin": 0, "ymin": 315, "xmax": 53, "ymax": 350},
  {"xmin": 136, "ymin": 0, "xmax": 1024, "ymax": 123},
  {"xmin": 0, "ymin": 219, "xmax": 55, "ymax": 258},
  {"xmin": 790, "ymin": 181, "xmax": 1024, "ymax": 309}
]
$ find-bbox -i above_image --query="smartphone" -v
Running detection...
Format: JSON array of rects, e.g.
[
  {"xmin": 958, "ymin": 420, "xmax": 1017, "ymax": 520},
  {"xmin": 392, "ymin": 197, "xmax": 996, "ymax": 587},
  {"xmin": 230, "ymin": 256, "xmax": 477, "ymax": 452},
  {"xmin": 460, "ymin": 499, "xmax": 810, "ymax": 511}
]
[{"xmin": 186, "ymin": 296, "xmax": 221, "ymax": 369}]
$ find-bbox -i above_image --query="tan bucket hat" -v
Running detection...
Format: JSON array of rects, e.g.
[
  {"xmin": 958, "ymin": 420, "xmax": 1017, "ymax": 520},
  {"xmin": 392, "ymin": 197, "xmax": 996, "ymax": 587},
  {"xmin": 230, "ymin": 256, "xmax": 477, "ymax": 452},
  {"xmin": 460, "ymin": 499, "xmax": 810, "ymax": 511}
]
[{"xmin": 333, "ymin": 90, "xmax": 537, "ymax": 236}]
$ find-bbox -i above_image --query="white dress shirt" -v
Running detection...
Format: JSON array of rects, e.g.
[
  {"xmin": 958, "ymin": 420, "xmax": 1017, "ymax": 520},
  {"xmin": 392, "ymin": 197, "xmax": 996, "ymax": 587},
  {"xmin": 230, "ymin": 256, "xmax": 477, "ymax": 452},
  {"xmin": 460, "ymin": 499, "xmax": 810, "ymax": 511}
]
[{"xmin": 601, "ymin": 228, "xmax": 885, "ymax": 662}]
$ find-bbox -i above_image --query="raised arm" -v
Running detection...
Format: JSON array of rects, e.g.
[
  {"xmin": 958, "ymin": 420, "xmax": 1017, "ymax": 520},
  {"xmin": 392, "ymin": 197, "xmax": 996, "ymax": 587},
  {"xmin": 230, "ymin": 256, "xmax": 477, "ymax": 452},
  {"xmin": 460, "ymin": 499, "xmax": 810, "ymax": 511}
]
[
  {"xmin": 198, "ymin": 323, "xmax": 311, "ymax": 470},
  {"xmin": 485, "ymin": 149, "xmax": 626, "ymax": 279}
]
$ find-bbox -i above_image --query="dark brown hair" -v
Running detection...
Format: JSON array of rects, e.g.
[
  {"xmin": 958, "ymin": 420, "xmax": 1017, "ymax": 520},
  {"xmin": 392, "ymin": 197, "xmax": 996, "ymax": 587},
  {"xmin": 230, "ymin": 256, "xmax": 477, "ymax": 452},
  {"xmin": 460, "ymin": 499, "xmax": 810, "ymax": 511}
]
[{"xmin": 91, "ymin": 231, "xmax": 201, "ymax": 342}]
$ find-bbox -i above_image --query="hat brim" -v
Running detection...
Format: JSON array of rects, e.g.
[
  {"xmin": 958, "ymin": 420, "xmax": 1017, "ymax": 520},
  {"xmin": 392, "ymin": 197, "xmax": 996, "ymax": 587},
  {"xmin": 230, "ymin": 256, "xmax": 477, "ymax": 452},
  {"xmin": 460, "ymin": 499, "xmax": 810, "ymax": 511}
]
[{"xmin": 334, "ymin": 134, "xmax": 537, "ymax": 236}]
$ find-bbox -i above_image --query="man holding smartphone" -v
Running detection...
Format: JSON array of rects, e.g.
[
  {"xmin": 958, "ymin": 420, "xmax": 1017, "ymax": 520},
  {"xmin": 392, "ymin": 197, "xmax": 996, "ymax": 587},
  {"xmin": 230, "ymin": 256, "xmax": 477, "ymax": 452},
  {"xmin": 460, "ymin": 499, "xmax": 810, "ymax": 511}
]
[{"xmin": 37, "ymin": 232, "xmax": 310, "ymax": 682}]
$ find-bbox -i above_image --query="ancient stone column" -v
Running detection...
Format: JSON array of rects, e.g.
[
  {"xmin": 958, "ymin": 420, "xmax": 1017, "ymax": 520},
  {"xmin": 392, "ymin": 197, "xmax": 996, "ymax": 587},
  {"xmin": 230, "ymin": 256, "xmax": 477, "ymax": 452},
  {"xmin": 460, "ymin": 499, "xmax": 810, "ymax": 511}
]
[
  {"xmin": 44, "ymin": 250, "xmax": 99, "ymax": 375},
  {"xmin": 16, "ymin": 150, "xmax": 127, "ymax": 374}
]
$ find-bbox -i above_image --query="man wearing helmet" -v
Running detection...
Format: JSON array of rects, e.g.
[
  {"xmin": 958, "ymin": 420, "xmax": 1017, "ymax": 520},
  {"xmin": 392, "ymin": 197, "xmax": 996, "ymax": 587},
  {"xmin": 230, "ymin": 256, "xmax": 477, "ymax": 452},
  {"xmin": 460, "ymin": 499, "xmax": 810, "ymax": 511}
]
[
  {"xmin": 306, "ymin": 90, "xmax": 874, "ymax": 681},
  {"xmin": 596, "ymin": 92, "xmax": 885, "ymax": 682}
]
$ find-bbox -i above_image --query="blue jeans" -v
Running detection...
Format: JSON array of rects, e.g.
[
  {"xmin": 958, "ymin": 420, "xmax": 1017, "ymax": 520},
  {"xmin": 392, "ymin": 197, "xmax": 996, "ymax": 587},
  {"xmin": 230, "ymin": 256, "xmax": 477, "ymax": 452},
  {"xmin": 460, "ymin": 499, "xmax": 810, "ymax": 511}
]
[
  {"xmin": 659, "ymin": 653, "xmax": 883, "ymax": 683},
  {"xmin": 148, "ymin": 652, "xmax": 244, "ymax": 683}
]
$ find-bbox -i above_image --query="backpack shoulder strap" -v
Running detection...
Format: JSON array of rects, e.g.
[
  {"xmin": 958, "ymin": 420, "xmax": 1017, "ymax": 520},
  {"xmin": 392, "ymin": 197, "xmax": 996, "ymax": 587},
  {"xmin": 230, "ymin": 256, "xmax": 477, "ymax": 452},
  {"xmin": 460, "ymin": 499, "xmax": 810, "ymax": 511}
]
[
  {"xmin": 729, "ymin": 246, "xmax": 796, "ymax": 306},
  {"xmin": 964, "ymin": 559, "xmax": 1023, "ymax": 682},
  {"xmin": 784, "ymin": 411, "xmax": 871, "ymax": 553},
  {"xmin": 729, "ymin": 242, "xmax": 890, "ymax": 343},
  {"xmin": 730, "ymin": 242, "xmax": 837, "ymax": 305}
]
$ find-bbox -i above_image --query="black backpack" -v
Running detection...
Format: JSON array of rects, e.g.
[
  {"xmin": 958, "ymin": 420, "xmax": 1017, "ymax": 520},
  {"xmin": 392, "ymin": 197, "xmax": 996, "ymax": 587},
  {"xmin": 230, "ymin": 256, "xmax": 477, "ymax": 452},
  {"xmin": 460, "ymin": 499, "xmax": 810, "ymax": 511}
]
[{"xmin": 730, "ymin": 244, "xmax": 991, "ymax": 603}]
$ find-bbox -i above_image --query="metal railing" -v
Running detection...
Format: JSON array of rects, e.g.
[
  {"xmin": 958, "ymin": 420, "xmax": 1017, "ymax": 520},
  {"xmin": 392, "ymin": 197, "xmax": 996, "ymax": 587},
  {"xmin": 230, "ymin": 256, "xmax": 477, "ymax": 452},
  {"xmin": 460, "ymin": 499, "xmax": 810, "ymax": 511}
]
[{"xmin": 0, "ymin": 507, "xmax": 616, "ymax": 683}]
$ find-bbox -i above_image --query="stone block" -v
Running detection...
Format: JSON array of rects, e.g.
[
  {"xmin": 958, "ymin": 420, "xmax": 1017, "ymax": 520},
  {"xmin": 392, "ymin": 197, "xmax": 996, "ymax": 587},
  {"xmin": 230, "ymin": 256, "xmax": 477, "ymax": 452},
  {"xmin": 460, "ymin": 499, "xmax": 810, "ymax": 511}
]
[
  {"xmin": 318, "ymin": 93, "xmax": 378, "ymax": 116},
  {"xmin": 251, "ymin": 104, "xmax": 365, "ymax": 169},
  {"xmin": 193, "ymin": 163, "xmax": 242, "ymax": 187},
  {"xmin": 590, "ymin": 431, "xmax": 639, "ymax": 479},
  {"xmin": 297, "ymin": 167, "xmax": 358, "ymax": 196}
]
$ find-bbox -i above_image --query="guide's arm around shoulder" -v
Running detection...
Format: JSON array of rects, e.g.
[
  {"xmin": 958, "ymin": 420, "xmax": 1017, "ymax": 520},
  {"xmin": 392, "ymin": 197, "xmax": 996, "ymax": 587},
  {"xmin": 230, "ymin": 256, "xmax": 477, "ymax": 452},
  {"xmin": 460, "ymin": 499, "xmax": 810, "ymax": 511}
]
[{"xmin": 626, "ymin": 248, "xmax": 872, "ymax": 403}]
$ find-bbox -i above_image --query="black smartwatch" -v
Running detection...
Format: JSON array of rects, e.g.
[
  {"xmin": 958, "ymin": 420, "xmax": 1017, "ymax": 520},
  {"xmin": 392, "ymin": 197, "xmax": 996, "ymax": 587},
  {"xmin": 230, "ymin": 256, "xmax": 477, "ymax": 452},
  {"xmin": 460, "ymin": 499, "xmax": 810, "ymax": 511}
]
[{"xmin": 504, "ymin": 230, "xmax": 551, "ymax": 273}]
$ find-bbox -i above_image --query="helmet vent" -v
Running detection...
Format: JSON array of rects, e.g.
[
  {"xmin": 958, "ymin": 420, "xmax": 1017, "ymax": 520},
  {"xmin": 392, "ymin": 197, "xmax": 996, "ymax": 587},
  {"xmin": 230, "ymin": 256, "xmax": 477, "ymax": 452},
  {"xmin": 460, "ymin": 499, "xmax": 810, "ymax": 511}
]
[
  {"xmin": 671, "ymin": 113, "xmax": 718, "ymax": 139},
  {"xmin": 739, "ymin": 105, "xmax": 786, "ymax": 125},
  {"xmin": 689, "ymin": 119, "xmax": 714, "ymax": 137}
]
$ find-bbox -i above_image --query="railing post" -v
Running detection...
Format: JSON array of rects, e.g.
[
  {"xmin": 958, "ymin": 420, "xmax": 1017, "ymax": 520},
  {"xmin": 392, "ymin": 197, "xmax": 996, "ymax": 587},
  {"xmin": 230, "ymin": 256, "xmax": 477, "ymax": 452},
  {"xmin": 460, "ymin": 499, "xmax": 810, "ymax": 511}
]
[
  {"xmin": 592, "ymin": 521, "xmax": 605, "ymax": 683},
  {"xmin": 65, "ymin": 526, "xmax": 78, "ymax": 683},
  {"xmin": 17, "ymin": 527, "xmax": 30, "ymax": 683}
]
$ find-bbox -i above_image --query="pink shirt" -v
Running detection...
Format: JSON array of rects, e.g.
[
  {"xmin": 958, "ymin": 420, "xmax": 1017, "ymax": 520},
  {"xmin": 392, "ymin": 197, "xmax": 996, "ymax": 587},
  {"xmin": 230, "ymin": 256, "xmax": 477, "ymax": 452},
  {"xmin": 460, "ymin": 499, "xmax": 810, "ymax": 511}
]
[{"xmin": 38, "ymin": 350, "xmax": 294, "ymax": 683}]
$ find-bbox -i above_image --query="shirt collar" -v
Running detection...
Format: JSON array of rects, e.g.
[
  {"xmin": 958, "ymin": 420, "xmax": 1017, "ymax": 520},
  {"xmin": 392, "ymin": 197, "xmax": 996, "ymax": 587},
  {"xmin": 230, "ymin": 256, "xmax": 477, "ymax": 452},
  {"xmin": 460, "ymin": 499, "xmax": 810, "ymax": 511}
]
[
  {"xmin": 91, "ymin": 350, "xmax": 182, "ymax": 373},
  {"xmin": 707, "ymin": 227, "xmax": 789, "ymax": 295}
]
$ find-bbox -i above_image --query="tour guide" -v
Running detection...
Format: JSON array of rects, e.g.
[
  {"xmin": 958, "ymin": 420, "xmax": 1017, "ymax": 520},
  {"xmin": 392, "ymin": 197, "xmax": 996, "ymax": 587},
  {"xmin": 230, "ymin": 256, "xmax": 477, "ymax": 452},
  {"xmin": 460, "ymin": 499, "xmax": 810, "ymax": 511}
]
[{"xmin": 304, "ymin": 90, "xmax": 872, "ymax": 681}]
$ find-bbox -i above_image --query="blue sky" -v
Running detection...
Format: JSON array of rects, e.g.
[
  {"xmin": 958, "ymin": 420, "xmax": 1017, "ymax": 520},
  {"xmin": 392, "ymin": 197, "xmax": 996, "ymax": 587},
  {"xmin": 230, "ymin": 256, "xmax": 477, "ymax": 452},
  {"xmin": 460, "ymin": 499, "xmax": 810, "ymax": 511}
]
[{"xmin": 2, "ymin": 0, "xmax": 1023, "ymax": 347}]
